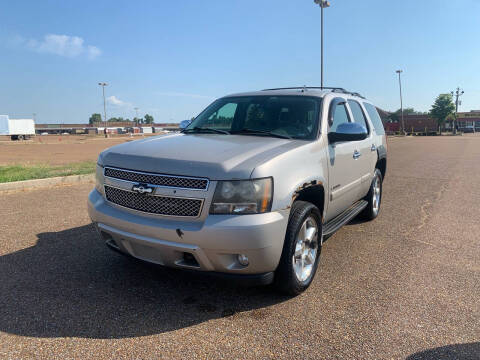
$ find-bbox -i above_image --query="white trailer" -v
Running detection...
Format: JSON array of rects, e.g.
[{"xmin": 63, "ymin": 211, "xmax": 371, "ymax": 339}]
[
  {"xmin": 0, "ymin": 115, "xmax": 35, "ymax": 140},
  {"xmin": 141, "ymin": 126, "xmax": 153, "ymax": 134}
]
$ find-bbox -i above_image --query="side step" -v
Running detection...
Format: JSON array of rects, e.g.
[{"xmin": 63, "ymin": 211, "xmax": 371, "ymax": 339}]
[{"xmin": 323, "ymin": 200, "xmax": 368, "ymax": 237}]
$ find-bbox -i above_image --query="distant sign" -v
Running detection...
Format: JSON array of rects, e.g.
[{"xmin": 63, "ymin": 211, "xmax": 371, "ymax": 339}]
[{"xmin": 457, "ymin": 112, "xmax": 480, "ymax": 119}]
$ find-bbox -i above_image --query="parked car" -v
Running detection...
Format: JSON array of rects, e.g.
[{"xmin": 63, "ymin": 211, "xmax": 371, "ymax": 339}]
[
  {"xmin": 463, "ymin": 125, "xmax": 475, "ymax": 133},
  {"xmin": 88, "ymin": 87, "xmax": 387, "ymax": 294}
]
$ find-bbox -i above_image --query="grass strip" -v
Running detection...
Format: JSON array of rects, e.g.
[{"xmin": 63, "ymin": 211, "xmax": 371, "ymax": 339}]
[{"xmin": 0, "ymin": 161, "xmax": 96, "ymax": 183}]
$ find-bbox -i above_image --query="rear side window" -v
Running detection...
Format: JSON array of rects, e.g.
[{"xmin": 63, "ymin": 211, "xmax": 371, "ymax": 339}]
[
  {"xmin": 363, "ymin": 103, "xmax": 385, "ymax": 135},
  {"xmin": 348, "ymin": 100, "xmax": 369, "ymax": 133}
]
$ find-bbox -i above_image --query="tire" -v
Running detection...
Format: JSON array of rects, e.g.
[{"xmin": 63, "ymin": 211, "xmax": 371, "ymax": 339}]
[
  {"xmin": 274, "ymin": 201, "xmax": 322, "ymax": 296},
  {"xmin": 360, "ymin": 168, "xmax": 383, "ymax": 220}
]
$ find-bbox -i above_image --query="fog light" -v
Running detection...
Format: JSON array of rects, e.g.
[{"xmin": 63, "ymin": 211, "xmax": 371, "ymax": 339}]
[{"xmin": 237, "ymin": 254, "xmax": 249, "ymax": 266}]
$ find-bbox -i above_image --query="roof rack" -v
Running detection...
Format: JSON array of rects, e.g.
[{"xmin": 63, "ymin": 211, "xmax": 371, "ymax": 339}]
[{"xmin": 261, "ymin": 86, "xmax": 365, "ymax": 99}]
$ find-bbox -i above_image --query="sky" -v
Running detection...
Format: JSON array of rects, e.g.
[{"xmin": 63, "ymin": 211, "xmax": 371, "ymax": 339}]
[{"xmin": 1, "ymin": 0, "xmax": 479, "ymax": 124}]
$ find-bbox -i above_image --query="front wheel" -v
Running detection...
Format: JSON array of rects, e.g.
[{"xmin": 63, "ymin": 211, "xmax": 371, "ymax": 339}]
[
  {"xmin": 275, "ymin": 201, "xmax": 322, "ymax": 296},
  {"xmin": 360, "ymin": 168, "xmax": 383, "ymax": 220}
]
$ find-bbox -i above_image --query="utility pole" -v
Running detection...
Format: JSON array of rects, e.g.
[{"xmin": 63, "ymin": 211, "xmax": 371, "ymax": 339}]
[
  {"xmin": 98, "ymin": 82, "xmax": 108, "ymax": 138},
  {"xmin": 314, "ymin": 0, "xmax": 331, "ymax": 88},
  {"xmin": 396, "ymin": 70, "xmax": 405, "ymax": 135},
  {"xmin": 451, "ymin": 87, "xmax": 464, "ymax": 135}
]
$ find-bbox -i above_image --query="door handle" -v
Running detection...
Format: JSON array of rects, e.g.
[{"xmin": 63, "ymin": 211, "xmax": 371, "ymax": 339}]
[
  {"xmin": 353, "ymin": 150, "xmax": 361, "ymax": 159},
  {"xmin": 371, "ymin": 144, "xmax": 376, "ymax": 152}
]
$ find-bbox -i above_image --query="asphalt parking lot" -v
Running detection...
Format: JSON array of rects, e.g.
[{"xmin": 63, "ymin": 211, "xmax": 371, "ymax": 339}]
[{"xmin": 0, "ymin": 135, "xmax": 479, "ymax": 359}]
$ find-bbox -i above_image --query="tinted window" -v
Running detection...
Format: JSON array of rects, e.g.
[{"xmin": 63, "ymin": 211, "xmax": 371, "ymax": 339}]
[
  {"xmin": 363, "ymin": 103, "xmax": 385, "ymax": 135},
  {"xmin": 190, "ymin": 96, "xmax": 321, "ymax": 140},
  {"xmin": 348, "ymin": 100, "xmax": 369, "ymax": 133},
  {"xmin": 204, "ymin": 102, "xmax": 237, "ymax": 129},
  {"xmin": 330, "ymin": 103, "xmax": 350, "ymax": 132}
]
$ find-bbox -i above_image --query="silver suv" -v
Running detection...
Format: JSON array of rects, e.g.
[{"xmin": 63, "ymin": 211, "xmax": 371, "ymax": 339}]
[{"xmin": 88, "ymin": 87, "xmax": 387, "ymax": 294}]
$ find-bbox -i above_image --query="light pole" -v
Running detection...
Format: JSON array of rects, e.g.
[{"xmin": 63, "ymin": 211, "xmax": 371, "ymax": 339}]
[
  {"xmin": 314, "ymin": 0, "xmax": 330, "ymax": 88},
  {"xmin": 396, "ymin": 70, "xmax": 405, "ymax": 135},
  {"xmin": 98, "ymin": 82, "xmax": 108, "ymax": 137},
  {"xmin": 451, "ymin": 87, "xmax": 464, "ymax": 135}
]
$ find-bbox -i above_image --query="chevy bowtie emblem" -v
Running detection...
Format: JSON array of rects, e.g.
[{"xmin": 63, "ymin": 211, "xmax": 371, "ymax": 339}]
[{"xmin": 132, "ymin": 183, "xmax": 154, "ymax": 194}]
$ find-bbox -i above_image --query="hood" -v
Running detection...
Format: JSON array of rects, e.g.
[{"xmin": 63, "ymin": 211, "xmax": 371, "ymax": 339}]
[{"xmin": 100, "ymin": 133, "xmax": 309, "ymax": 180}]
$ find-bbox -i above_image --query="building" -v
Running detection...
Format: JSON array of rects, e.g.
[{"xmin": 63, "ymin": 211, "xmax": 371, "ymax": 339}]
[
  {"xmin": 382, "ymin": 111, "xmax": 480, "ymax": 134},
  {"xmin": 34, "ymin": 122, "xmax": 179, "ymax": 135},
  {"xmin": 457, "ymin": 111, "xmax": 480, "ymax": 129}
]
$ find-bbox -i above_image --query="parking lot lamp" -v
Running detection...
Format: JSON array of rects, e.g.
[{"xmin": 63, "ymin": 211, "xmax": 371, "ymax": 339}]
[
  {"xmin": 98, "ymin": 82, "xmax": 108, "ymax": 138},
  {"xmin": 314, "ymin": 0, "xmax": 330, "ymax": 89},
  {"xmin": 395, "ymin": 70, "xmax": 405, "ymax": 135},
  {"xmin": 450, "ymin": 87, "xmax": 464, "ymax": 135}
]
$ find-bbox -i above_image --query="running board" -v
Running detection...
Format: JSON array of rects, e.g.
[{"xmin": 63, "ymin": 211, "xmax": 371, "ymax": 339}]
[{"xmin": 323, "ymin": 200, "xmax": 368, "ymax": 237}]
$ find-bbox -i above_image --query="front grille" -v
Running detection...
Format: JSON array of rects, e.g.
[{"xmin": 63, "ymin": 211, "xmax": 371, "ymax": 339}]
[
  {"xmin": 104, "ymin": 167, "xmax": 208, "ymax": 190},
  {"xmin": 105, "ymin": 186, "xmax": 203, "ymax": 217}
]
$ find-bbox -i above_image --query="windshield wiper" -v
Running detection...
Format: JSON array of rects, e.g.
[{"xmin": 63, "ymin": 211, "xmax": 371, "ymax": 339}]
[
  {"xmin": 233, "ymin": 128, "xmax": 292, "ymax": 139},
  {"xmin": 182, "ymin": 127, "xmax": 230, "ymax": 135}
]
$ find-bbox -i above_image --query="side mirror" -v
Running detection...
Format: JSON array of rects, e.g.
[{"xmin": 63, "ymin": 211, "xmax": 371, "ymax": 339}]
[
  {"xmin": 179, "ymin": 119, "xmax": 192, "ymax": 130},
  {"xmin": 328, "ymin": 122, "xmax": 367, "ymax": 143}
]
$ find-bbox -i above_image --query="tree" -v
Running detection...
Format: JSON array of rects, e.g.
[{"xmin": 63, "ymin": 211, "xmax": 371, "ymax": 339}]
[
  {"xmin": 89, "ymin": 113, "xmax": 102, "ymax": 125},
  {"xmin": 430, "ymin": 94, "xmax": 455, "ymax": 133},
  {"xmin": 143, "ymin": 114, "xmax": 154, "ymax": 124},
  {"xmin": 387, "ymin": 108, "xmax": 418, "ymax": 123}
]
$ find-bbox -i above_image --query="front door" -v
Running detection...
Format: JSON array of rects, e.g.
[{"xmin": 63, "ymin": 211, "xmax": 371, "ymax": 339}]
[{"xmin": 325, "ymin": 98, "xmax": 363, "ymax": 221}]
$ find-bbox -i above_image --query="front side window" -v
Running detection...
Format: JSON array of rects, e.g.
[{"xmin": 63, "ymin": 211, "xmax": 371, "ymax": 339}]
[
  {"xmin": 329, "ymin": 103, "xmax": 350, "ymax": 132},
  {"xmin": 188, "ymin": 96, "xmax": 321, "ymax": 140},
  {"xmin": 348, "ymin": 100, "xmax": 369, "ymax": 133}
]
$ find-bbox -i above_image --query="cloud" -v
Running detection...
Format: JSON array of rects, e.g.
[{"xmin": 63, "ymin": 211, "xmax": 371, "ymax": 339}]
[
  {"xmin": 15, "ymin": 34, "xmax": 101, "ymax": 59},
  {"xmin": 156, "ymin": 91, "xmax": 215, "ymax": 100},
  {"xmin": 87, "ymin": 45, "xmax": 101, "ymax": 60},
  {"xmin": 107, "ymin": 95, "xmax": 132, "ymax": 107}
]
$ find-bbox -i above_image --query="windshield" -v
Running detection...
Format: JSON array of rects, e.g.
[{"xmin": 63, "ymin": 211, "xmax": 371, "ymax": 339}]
[{"xmin": 186, "ymin": 96, "xmax": 321, "ymax": 140}]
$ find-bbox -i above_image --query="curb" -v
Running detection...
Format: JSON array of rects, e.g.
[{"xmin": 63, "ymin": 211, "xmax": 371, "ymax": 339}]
[{"xmin": 0, "ymin": 173, "xmax": 94, "ymax": 193}]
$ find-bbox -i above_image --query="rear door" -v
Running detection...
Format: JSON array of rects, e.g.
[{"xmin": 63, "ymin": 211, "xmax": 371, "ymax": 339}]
[
  {"xmin": 325, "ymin": 97, "xmax": 364, "ymax": 221},
  {"xmin": 347, "ymin": 99, "xmax": 376, "ymax": 197}
]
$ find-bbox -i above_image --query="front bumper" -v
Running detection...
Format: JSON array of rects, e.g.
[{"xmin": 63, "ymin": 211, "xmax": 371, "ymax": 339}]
[{"xmin": 87, "ymin": 189, "xmax": 289, "ymax": 276}]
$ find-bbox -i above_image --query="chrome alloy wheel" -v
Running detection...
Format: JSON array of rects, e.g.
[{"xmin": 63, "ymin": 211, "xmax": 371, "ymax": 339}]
[
  {"xmin": 293, "ymin": 216, "xmax": 319, "ymax": 282},
  {"xmin": 372, "ymin": 172, "xmax": 382, "ymax": 215}
]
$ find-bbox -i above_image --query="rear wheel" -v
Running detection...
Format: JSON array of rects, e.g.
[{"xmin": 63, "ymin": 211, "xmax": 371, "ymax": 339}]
[
  {"xmin": 275, "ymin": 201, "xmax": 322, "ymax": 295},
  {"xmin": 360, "ymin": 168, "xmax": 383, "ymax": 220}
]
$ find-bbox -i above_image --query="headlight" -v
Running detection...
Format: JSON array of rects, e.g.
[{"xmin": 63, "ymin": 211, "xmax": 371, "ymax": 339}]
[
  {"xmin": 210, "ymin": 178, "xmax": 273, "ymax": 215},
  {"xmin": 95, "ymin": 163, "xmax": 105, "ymax": 196}
]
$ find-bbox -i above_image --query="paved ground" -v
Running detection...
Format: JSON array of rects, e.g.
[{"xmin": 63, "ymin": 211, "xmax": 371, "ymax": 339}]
[
  {"xmin": 0, "ymin": 135, "xmax": 156, "ymax": 166},
  {"xmin": 0, "ymin": 135, "xmax": 479, "ymax": 359}
]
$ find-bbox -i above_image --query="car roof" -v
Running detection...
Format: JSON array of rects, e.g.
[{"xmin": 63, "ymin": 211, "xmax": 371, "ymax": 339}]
[{"xmin": 222, "ymin": 87, "xmax": 371, "ymax": 103}]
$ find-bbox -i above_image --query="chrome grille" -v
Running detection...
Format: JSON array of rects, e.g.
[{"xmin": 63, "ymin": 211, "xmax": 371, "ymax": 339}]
[
  {"xmin": 105, "ymin": 186, "xmax": 203, "ymax": 217},
  {"xmin": 104, "ymin": 167, "xmax": 208, "ymax": 190}
]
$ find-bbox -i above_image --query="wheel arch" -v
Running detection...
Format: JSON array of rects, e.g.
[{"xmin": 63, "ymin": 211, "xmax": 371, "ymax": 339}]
[
  {"xmin": 376, "ymin": 157, "xmax": 387, "ymax": 179},
  {"xmin": 291, "ymin": 181, "xmax": 326, "ymax": 221}
]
